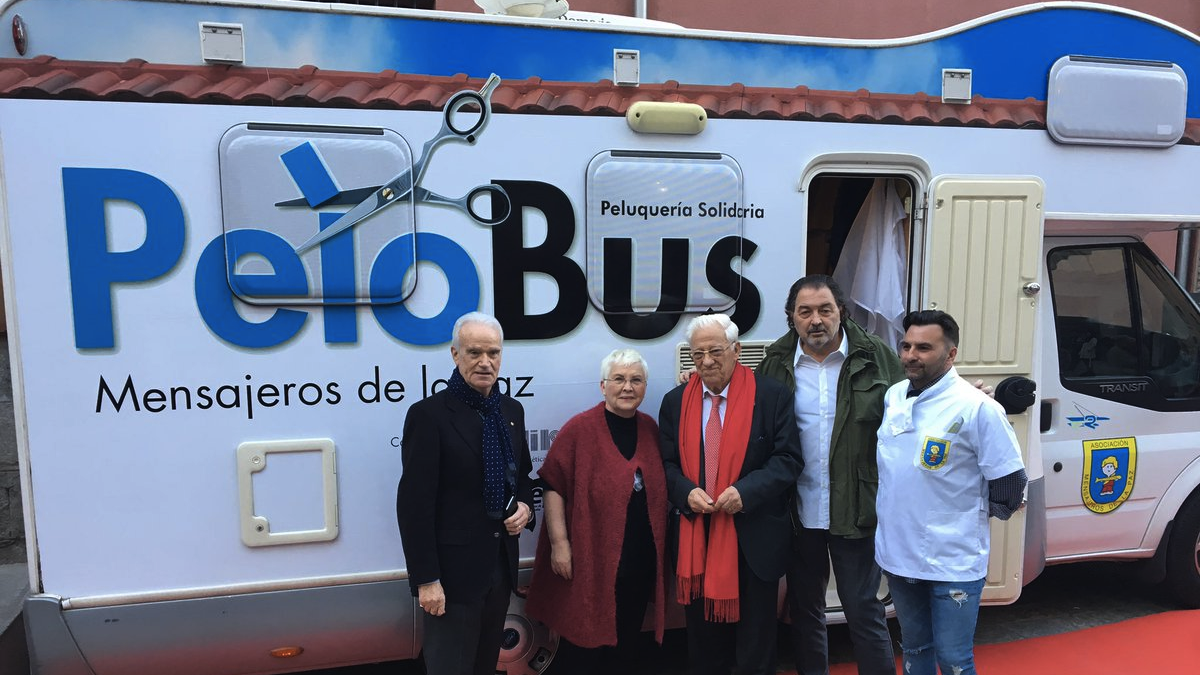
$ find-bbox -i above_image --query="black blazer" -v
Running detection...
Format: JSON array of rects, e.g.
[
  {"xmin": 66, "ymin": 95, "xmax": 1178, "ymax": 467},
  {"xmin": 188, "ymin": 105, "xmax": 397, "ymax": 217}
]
[
  {"xmin": 658, "ymin": 372, "xmax": 803, "ymax": 582},
  {"xmin": 396, "ymin": 388, "xmax": 535, "ymax": 602}
]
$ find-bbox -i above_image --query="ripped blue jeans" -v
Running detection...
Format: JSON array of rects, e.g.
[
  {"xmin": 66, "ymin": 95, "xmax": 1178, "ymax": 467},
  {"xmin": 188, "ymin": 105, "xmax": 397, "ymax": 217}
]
[{"xmin": 883, "ymin": 573, "xmax": 985, "ymax": 675}]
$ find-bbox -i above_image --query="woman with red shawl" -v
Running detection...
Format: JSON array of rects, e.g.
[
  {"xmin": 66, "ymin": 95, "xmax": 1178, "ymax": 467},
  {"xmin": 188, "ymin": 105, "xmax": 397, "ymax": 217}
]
[{"xmin": 526, "ymin": 348, "xmax": 669, "ymax": 673}]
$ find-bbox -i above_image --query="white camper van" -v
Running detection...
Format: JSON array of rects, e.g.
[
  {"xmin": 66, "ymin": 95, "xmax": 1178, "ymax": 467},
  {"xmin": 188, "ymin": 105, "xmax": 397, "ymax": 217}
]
[{"xmin": 0, "ymin": 1, "xmax": 1198, "ymax": 674}]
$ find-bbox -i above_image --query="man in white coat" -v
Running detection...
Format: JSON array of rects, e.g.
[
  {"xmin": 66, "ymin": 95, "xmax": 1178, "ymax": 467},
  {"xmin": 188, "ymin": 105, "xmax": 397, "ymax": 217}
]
[{"xmin": 875, "ymin": 310, "xmax": 1026, "ymax": 675}]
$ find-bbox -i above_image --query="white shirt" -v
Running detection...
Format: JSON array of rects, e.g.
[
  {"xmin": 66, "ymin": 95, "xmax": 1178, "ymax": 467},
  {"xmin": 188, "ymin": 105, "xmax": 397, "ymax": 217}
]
[
  {"xmin": 875, "ymin": 367, "xmax": 1025, "ymax": 581},
  {"xmin": 793, "ymin": 333, "xmax": 848, "ymax": 529},
  {"xmin": 702, "ymin": 382, "xmax": 730, "ymax": 429}
]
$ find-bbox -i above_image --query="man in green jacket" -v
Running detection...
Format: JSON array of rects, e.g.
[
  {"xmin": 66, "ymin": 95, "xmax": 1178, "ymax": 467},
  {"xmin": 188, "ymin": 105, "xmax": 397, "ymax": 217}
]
[{"xmin": 756, "ymin": 274, "xmax": 902, "ymax": 675}]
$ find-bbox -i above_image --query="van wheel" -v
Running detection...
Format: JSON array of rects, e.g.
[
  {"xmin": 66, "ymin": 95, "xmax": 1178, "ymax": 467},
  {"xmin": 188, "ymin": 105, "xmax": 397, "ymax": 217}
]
[
  {"xmin": 496, "ymin": 594, "xmax": 558, "ymax": 675},
  {"xmin": 1166, "ymin": 493, "xmax": 1200, "ymax": 608}
]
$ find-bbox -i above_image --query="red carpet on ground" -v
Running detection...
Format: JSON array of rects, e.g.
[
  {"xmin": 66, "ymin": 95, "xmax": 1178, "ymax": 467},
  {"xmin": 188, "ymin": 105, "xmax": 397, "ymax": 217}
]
[{"xmin": 818, "ymin": 609, "xmax": 1200, "ymax": 674}]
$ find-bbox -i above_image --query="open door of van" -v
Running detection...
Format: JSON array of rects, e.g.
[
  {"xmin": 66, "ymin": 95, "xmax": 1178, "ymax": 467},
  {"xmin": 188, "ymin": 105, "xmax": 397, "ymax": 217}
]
[{"xmin": 922, "ymin": 176, "xmax": 1045, "ymax": 603}]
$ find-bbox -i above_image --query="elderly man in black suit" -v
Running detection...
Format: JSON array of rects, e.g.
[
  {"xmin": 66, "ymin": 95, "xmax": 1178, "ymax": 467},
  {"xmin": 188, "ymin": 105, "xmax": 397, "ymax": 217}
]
[
  {"xmin": 660, "ymin": 312, "xmax": 804, "ymax": 675},
  {"xmin": 397, "ymin": 312, "xmax": 536, "ymax": 675}
]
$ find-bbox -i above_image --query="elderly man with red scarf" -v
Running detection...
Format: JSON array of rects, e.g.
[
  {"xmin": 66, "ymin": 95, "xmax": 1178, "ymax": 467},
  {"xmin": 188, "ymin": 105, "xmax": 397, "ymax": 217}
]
[{"xmin": 659, "ymin": 313, "xmax": 804, "ymax": 675}]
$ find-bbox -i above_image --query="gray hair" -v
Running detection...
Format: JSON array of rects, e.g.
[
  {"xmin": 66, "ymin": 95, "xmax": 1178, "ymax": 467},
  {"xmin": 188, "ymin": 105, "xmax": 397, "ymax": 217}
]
[
  {"xmin": 451, "ymin": 312, "xmax": 503, "ymax": 349},
  {"xmin": 685, "ymin": 313, "xmax": 739, "ymax": 345},
  {"xmin": 600, "ymin": 348, "xmax": 649, "ymax": 381}
]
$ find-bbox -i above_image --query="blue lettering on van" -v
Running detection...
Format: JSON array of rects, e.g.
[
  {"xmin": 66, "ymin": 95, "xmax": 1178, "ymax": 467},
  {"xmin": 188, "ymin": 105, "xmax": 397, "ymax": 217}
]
[
  {"xmin": 318, "ymin": 211, "xmax": 358, "ymax": 344},
  {"xmin": 64, "ymin": 168, "xmax": 186, "ymax": 349},
  {"xmin": 63, "ymin": 169, "xmax": 760, "ymax": 350},
  {"xmin": 370, "ymin": 231, "xmax": 480, "ymax": 346},
  {"xmin": 195, "ymin": 230, "xmax": 310, "ymax": 348}
]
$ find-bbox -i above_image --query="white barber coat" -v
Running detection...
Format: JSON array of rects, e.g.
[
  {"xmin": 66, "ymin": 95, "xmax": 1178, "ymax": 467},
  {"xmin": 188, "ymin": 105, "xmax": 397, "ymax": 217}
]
[{"xmin": 875, "ymin": 368, "xmax": 1024, "ymax": 581}]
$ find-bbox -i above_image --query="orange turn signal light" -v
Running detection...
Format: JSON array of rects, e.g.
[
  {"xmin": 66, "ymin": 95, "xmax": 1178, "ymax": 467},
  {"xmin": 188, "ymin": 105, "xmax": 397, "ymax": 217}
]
[{"xmin": 269, "ymin": 646, "xmax": 304, "ymax": 658}]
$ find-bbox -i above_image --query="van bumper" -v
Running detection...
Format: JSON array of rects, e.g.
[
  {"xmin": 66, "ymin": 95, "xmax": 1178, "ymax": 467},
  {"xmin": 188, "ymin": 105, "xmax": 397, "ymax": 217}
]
[{"xmin": 25, "ymin": 580, "xmax": 416, "ymax": 675}]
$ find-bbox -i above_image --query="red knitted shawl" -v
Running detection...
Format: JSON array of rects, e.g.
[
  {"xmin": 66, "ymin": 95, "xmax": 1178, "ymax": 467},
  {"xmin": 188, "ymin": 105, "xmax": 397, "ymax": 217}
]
[{"xmin": 525, "ymin": 403, "xmax": 668, "ymax": 647}]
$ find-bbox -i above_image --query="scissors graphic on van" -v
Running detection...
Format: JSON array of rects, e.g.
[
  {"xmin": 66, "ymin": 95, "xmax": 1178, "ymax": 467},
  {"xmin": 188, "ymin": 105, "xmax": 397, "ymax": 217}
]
[{"xmin": 280, "ymin": 73, "xmax": 510, "ymax": 254}]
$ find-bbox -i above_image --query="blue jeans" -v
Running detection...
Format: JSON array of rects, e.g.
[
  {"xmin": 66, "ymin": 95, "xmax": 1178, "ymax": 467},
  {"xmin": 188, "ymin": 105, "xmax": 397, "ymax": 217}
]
[{"xmin": 883, "ymin": 573, "xmax": 984, "ymax": 675}]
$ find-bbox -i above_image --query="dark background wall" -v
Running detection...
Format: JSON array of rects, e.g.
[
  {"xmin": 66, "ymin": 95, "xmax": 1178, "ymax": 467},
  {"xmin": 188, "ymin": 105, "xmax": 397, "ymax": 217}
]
[{"xmin": 0, "ymin": 332, "xmax": 23, "ymax": 566}]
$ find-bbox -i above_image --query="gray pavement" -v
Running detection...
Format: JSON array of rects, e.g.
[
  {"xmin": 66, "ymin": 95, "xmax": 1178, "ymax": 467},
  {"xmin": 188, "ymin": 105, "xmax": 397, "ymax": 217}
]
[
  {"xmin": 973, "ymin": 559, "xmax": 1178, "ymax": 644},
  {"xmin": 822, "ymin": 559, "xmax": 1180, "ymax": 666}
]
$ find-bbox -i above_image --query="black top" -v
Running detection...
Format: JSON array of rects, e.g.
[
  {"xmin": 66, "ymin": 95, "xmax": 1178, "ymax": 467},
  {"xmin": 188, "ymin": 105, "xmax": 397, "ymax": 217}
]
[
  {"xmin": 606, "ymin": 409, "xmax": 656, "ymax": 580},
  {"xmin": 606, "ymin": 407, "xmax": 639, "ymax": 460}
]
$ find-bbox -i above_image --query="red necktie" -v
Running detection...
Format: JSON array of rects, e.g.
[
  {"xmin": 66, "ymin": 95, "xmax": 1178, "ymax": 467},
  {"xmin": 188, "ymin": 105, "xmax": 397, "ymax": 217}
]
[{"xmin": 705, "ymin": 393, "xmax": 723, "ymax": 493}]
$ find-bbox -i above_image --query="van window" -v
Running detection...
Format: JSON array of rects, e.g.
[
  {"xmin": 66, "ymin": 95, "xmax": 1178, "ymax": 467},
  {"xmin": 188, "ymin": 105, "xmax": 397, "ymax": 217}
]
[
  {"xmin": 584, "ymin": 150, "xmax": 745, "ymax": 314},
  {"xmin": 1048, "ymin": 243, "xmax": 1200, "ymax": 409}
]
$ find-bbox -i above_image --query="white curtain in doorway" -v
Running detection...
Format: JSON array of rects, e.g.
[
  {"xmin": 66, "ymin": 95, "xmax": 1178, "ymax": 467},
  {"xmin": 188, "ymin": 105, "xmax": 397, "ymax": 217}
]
[{"xmin": 832, "ymin": 178, "xmax": 907, "ymax": 350}]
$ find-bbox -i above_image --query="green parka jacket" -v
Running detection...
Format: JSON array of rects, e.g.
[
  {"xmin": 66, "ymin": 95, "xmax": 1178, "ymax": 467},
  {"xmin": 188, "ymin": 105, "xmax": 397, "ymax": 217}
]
[{"xmin": 755, "ymin": 317, "xmax": 904, "ymax": 539}]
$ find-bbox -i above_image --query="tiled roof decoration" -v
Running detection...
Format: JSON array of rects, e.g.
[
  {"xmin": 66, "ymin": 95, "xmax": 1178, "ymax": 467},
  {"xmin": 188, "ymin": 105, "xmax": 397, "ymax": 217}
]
[{"xmin": 2, "ymin": 56, "xmax": 1198, "ymax": 143}]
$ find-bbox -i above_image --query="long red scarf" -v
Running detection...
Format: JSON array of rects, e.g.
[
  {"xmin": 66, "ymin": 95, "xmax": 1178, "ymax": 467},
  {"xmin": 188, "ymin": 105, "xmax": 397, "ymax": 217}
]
[{"xmin": 676, "ymin": 363, "xmax": 755, "ymax": 622}]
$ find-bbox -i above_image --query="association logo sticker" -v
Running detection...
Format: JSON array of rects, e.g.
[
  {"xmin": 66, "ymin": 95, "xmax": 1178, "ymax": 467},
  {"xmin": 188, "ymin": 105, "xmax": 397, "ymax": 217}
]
[
  {"xmin": 1082, "ymin": 437, "xmax": 1137, "ymax": 514},
  {"xmin": 921, "ymin": 436, "xmax": 950, "ymax": 470}
]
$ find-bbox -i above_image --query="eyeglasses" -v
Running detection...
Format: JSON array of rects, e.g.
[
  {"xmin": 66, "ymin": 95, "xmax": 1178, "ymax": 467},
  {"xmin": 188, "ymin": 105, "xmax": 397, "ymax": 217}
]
[
  {"xmin": 690, "ymin": 343, "xmax": 732, "ymax": 362},
  {"xmin": 604, "ymin": 376, "xmax": 647, "ymax": 388}
]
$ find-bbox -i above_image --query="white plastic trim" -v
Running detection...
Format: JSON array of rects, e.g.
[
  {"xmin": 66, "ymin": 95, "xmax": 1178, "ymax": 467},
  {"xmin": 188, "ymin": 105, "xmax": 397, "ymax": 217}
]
[{"xmin": 237, "ymin": 438, "xmax": 339, "ymax": 547}]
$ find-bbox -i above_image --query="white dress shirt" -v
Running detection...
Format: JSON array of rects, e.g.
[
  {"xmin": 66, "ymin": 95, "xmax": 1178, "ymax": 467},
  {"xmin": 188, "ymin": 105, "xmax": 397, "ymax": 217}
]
[
  {"xmin": 702, "ymin": 382, "xmax": 730, "ymax": 428},
  {"xmin": 793, "ymin": 332, "xmax": 848, "ymax": 529}
]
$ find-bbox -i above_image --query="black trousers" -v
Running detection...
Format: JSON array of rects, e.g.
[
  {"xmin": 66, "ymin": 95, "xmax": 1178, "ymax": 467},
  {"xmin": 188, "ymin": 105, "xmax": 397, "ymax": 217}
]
[
  {"xmin": 786, "ymin": 527, "xmax": 894, "ymax": 675},
  {"xmin": 421, "ymin": 543, "xmax": 512, "ymax": 675},
  {"xmin": 683, "ymin": 548, "xmax": 779, "ymax": 675}
]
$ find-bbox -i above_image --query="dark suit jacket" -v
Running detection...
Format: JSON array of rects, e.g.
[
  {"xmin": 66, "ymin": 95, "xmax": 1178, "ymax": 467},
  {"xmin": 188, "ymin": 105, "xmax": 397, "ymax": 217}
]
[
  {"xmin": 396, "ymin": 388, "xmax": 535, "ymax": 602},
  {"xmin": 658, "ymin": 372, "xmax": 803, "ymax": 582}
]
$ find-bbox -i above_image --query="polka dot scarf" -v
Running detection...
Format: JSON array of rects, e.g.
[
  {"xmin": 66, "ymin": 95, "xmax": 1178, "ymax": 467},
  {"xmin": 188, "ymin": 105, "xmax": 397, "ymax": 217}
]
[{"xmin": 447, "ymin": 367, "xmax": 514, "ymax": 517}]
